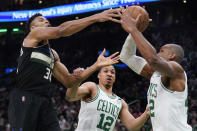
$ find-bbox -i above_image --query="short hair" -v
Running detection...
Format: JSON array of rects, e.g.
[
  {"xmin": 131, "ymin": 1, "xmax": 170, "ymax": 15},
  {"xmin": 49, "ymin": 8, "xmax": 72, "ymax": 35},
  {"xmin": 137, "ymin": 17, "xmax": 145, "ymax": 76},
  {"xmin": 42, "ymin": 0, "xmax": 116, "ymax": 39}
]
[
  {"xmin": 26, "ymin": 13, "xmax": 43, "ymax": 34},
  {"xmin": 167, "ymin": 44, "xmax": 184, "ymax": 63},
  {"xmin": 98, "ymin": 65, "xmax": 115, "ymax": 74}
]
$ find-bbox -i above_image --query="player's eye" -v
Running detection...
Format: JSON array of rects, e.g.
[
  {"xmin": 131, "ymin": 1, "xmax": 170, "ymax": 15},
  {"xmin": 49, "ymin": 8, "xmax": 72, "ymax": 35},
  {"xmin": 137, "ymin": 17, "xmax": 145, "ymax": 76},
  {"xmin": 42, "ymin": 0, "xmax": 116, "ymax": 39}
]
[{"xmin": 39, "ymin": 19, "xmax": 44, "ymax": 22}]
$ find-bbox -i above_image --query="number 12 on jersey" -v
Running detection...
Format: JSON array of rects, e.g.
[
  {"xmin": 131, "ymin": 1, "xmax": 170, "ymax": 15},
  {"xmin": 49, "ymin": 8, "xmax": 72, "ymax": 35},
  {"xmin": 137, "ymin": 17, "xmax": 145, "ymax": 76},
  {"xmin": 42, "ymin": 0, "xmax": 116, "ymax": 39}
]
[{"xmin": 97, "ymin": 113, "xmax": 114, "ymax": 131}]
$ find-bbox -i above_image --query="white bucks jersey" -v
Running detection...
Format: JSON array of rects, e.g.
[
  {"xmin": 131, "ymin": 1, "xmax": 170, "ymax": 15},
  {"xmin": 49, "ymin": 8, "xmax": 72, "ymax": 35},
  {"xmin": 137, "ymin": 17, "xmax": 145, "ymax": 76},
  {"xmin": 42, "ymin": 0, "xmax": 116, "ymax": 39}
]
[
  {"xmin": 76, "ymin": 85, "xmax": 123, "ymax": 131},
  {"xmin": 147, "ymin": 71, "xmax": 192, "ymax": 131}
]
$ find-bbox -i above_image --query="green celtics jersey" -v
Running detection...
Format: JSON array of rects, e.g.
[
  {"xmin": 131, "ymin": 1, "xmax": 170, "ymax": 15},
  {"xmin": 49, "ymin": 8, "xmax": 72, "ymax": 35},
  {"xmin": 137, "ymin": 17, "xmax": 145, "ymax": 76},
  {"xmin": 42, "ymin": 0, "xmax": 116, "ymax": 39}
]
[
  {"xmin": 76, "ymin": 85, "xmax": 123, "ymax": 131},
  {"xmin": 147, "ymin": 71, "xmax": 192, "ymax": 131}
]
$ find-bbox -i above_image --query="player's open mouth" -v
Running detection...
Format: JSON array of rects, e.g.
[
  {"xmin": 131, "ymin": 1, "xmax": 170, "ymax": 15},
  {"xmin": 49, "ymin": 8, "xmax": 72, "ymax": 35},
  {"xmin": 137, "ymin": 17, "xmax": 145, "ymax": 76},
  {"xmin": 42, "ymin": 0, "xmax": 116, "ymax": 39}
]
[{"xmin": 107, "ymin": 78, "xmax": 112, "ymax": 82}]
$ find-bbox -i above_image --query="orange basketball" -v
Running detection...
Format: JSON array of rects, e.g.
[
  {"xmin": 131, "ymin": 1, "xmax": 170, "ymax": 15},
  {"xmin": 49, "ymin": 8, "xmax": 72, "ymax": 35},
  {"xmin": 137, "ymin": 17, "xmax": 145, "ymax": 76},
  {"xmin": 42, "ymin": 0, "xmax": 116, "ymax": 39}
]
[{"xmin": 125, "ymin": 6, "xmax": 150, "ymax": 32}]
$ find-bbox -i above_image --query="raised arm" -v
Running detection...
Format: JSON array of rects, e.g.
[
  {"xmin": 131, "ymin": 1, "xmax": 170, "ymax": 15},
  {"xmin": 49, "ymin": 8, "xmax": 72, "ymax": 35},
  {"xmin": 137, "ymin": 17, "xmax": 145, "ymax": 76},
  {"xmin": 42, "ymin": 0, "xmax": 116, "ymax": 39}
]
[
  {"xmin": 66, "ymin": 82, "xmax": 97, "ymax": 102},
  {"xmin": 120, "ymin": 100, "xmax": 149, "ymax": 131},
  {"xmin": 52, "ymin": 49, "xmax": 81, "ymax": 88},
  {"xmin": 120, "ymin": 34, "xmax": 154, "ymax": 79},
  {"xmin": 24, "ymin": 8, "xmax": 121, "ymax": 47},
  {"xmin": 120, "ymin": 7, "xmax": 183, "ymax": 78},
  {"xmin": 53, "ymin": 48, "xmax": 119, "ymax": 88}
]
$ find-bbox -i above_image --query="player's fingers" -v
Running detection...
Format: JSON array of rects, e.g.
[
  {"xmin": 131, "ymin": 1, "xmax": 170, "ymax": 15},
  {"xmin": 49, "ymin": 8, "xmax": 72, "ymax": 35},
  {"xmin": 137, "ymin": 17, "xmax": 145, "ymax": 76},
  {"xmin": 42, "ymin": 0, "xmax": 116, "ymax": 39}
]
[
  {"xmin": 108, "ymin": 14, "xmax": 121, "ymax": 18},
  {"xmin": 121, "ymin": 7, "xmax": 126, "ymax": 13},
  {"xmin": 117, "ymin": 10, "xmax": 122, "ymax": 16},
  {"xmin": 109, "ymin": 18, "xmax": 122, "ymax": 23},
  {"xmin": 113, "ymin": 55, "xmax": 120, "ymax": 61},
  {"xmin": 108, "ymin": 8, "xmax": 121, "ymax": 13},
  {"xmin": 149, "ymin": 19, "xmax": 152, "ymax": 22},
  {"xmin": 136, "ymin": 14, "xmax": 142, "ymax": 22},
  {"xmin": 109, "ymin": 52, "xmax": 119, "ymax": 59},
  {"xmin": 112, "ymin": 60, "xmax": 119, "ymax": 64},
  {"xmin": 101, "ymin": 48, "xmax": 106, "ymax": 56},
  {"xmin": 142, "ymin": 5, "xmax": 146, "ymax": 9}
]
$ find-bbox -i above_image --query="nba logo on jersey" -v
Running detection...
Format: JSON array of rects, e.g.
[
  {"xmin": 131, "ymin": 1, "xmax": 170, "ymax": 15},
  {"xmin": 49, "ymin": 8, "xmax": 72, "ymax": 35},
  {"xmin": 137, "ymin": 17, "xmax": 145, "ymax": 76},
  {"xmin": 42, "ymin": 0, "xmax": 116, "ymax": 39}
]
[{"xmin": 22, "ymin": 96, "xmax": 25, "ymax": 102}]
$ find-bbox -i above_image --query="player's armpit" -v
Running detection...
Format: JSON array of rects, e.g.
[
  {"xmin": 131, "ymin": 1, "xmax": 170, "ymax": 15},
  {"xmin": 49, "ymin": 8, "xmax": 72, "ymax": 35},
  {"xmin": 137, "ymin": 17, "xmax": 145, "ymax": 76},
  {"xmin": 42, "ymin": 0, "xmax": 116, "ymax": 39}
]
[{"xmin": 140, "ymin": 64, "xmax": 155, "ymax": 79}]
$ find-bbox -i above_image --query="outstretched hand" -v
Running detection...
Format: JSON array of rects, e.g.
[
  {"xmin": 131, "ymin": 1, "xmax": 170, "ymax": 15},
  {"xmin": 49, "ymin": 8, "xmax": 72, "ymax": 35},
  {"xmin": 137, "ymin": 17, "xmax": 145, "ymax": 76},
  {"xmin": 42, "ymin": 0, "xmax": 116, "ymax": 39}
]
[
  {"xmin": 72, "ymin": 67, "xmax": 85, "ymax": 79},
  {"xmin": 119, "ymin": 6, "xmax": 152, "ymax": 33},
  {"xmin": 95, "ymin": 8, "xmax": 122, "ymax": 23},
  {"xmin": 95, "ymin": 49, "xmax": 119, "ymax": 68},
  {"xmin": 120, "ymin": 6, "xmax": 141, "ymax": 33}
]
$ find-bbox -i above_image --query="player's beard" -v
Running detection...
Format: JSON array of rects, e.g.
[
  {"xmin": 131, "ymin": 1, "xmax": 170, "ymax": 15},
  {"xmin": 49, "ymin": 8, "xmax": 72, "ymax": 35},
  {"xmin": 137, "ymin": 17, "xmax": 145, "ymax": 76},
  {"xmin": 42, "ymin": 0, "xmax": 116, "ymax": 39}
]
[{"xmin": 105, "ymin": 82, "xmax": 113, "ymax": 89}]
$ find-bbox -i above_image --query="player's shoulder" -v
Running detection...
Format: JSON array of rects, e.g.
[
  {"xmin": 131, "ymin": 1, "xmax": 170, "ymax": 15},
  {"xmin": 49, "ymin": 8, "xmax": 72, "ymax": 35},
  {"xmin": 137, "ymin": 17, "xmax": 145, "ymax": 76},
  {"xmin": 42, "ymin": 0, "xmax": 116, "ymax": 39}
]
[
  {"xmin": 81, "ymin": 81, "xmax": 97, "ymax": 90},
  {"xmin": 119, "ymin": 99, "xmax": 129, "ymax": 110},
  {"xmin": 169, "ymin": 61, "xmax": 184, "ymax": 73}
]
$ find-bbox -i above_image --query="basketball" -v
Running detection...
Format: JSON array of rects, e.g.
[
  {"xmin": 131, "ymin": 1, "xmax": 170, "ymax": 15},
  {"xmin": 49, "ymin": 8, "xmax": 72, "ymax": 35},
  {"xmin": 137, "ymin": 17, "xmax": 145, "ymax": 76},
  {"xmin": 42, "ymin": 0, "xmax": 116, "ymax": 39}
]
[{"xmin": 125, "ymin": 6, "xmax": 150, "ymax": 32}]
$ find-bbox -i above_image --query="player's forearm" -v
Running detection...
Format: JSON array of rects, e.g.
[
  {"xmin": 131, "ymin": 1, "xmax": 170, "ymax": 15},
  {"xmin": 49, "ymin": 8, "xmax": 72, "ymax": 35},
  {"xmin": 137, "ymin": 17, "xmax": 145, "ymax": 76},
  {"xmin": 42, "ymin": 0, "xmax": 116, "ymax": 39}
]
[
  {"xmin": 120, "ymin": 34, "xmax": 136, "ymax": 61},
  {"xmin": 66, "ymin": 64, "xmax": 99, "ymax": 101},
  {"xmin": 66, "ymin": 63, "xmax": 98, "ymax": 88},
  {"xmin": 66, "ymin": 83, "xmax": 81, "ymax": 101},
  {"xmin": 129, "ymin": 112, "xmax": 149, "ymax": 131},
  {"xmin": 120, "ymin": 34, "xmax": 147, "ymax": 74},
  {"xmin": 78, "ymin": 63, "xmax": 99, "ymax": 82},
  {"xmin": 130, "ymin": 28, "xmax": 157, "ymax": 64},
  {"xmin": 58, "ymin": 14, "xmax": 98, "ymax": 37}
]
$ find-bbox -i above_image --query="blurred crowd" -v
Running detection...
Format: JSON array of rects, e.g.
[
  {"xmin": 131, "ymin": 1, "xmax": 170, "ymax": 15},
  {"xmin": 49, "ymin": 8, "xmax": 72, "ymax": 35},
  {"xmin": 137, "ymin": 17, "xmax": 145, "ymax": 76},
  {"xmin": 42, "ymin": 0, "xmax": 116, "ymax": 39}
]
[
  {"xmin": 0, "ymin": 0, "xmax": 197, "ymax": 128},
  {"xmin": 0, "ymin": 21, "xmax": 197, "ymax": 131}
]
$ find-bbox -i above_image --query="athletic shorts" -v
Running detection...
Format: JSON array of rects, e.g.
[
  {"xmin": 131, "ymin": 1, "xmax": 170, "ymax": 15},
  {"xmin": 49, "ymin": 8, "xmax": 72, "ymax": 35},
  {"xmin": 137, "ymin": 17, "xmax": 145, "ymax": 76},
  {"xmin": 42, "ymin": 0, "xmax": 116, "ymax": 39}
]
[{"xmin": 8, "ymin": 88, "xmax": 61, "ymax": 131}]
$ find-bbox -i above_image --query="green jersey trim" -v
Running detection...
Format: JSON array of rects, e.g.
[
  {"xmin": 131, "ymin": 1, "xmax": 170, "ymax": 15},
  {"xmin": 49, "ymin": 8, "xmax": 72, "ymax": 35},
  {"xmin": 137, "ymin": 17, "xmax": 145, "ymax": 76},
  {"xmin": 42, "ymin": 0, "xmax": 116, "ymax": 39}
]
[
  {"xmin": 160, "ymin": 77, "xmax": 174, "ymax": 93},
  {"xmin": 86, "ymin": 85, "xmax": 100, "ymax": 103},
  {"xmin": 119, "ymin": 97, "xmax": 123, "ymax": 112},
  {"xmin": 98, "ymin": 85, "xmax": 117, "ymax": 99}
]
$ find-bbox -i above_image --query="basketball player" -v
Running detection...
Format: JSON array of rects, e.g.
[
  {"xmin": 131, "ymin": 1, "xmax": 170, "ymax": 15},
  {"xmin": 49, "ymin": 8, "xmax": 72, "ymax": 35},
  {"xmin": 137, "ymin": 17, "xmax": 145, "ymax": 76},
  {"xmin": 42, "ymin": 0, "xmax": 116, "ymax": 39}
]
[
  {"xmin": 119, "ymin": 7, "xmax": 192, "ymax": 131},
  {"xmin": 8, "ymin": 9, "xmax": 121, "ymax": 131},
  {"xmin": 66, "ymin": 65, "xmax": 150, "ymax": 131}
]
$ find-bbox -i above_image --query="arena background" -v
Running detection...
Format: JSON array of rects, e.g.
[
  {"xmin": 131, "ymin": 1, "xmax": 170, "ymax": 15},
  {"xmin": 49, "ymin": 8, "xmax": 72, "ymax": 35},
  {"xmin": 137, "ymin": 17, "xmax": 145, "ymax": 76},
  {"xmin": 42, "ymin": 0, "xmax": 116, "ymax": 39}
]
[{"xmin": 0, "ymin": 0, "xmax": 197, "ymax": 131}]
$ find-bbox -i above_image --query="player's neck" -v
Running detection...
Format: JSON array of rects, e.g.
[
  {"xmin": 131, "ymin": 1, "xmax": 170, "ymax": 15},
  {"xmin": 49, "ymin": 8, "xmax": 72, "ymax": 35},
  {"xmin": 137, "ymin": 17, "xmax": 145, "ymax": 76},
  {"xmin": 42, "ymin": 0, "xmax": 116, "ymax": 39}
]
[{"xmin": 99, "ymin": 84, "xmax": 113, "ymax": 96}]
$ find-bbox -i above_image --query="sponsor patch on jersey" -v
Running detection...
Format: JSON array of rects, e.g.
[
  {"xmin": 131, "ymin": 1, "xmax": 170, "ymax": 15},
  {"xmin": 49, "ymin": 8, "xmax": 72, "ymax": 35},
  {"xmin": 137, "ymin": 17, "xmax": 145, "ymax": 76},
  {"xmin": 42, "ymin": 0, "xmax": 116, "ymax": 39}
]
[{"xmin": 30, "ymin": 52, "xmax": 53, "ymax": 68}]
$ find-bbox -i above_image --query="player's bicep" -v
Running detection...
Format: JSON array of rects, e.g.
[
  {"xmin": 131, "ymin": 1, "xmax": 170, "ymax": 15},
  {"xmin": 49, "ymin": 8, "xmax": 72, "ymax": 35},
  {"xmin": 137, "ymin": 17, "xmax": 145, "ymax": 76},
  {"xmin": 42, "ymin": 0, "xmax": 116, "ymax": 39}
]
[
  {"xmin": 76, "ymin": 82, "xmax": 95, "ymax": 100},
  {"xmin": 52, "ymin": 50, "xmax": 74, "ymax": 87},
  {"xmin": 149, "ymin": 57, "xmax": 183, "ymax": 77},
  {"xmin": 35, "ymin": 27, "xmax": 61, "ymax": 40},
  {"xmin": 52, "ymin": 61, "xmax": 71, "ymax": 84},
  {"xmin": 24, "ymin": 27, "xmax": 61, "ymax": 47},
  {"xmin": 140, "ymin": 64, "xmax": 154, "ymax": 79},
  {"xmin": 66, "ymin": 82, "xmax": 94, "ymax": 101}
]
